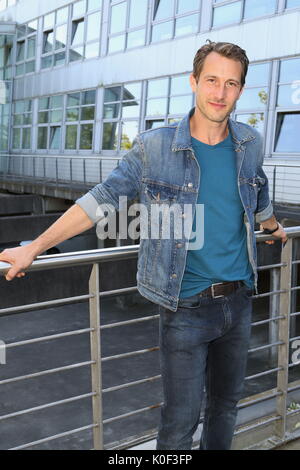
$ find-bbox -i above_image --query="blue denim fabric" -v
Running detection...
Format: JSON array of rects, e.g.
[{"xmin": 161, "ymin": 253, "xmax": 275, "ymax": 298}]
[
  {"xmin": 156, "ymin": 285, "xmax": 253, "ymax": 450},
  {"xmin": 76, "ymin": 107, "xmax": 273, "ymax": 312}
]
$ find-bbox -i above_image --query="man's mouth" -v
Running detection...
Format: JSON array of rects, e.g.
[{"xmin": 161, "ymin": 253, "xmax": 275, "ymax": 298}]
[{"xmin": 208, "ymin": 102, "xmax": 227, "ymax": 109}]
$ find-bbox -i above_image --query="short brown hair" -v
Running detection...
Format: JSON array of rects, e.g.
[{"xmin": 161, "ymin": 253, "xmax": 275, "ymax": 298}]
[{"xmin": 193, "ymin": 40, "xmax": 249, "ymax": 87}]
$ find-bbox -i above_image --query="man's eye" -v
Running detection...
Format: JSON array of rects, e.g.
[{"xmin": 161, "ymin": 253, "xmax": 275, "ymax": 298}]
[{"xmin": 228, "ymin": 82, "xmax": 237, "ymax": 87}]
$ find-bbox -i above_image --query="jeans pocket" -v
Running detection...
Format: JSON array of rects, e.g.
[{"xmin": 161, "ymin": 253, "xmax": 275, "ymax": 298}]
[{"xmin": 178, "ymin": 295, "xmax": 204, "ymax": 309}]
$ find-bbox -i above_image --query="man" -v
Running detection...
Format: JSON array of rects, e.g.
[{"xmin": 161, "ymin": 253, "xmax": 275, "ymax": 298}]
[{"xmin": 0, "ymin": 41, "xmax": 287, "ymax": 449}]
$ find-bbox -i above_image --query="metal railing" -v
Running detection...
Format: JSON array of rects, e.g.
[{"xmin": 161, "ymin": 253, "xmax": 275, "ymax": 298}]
[
  {"xmin": 0, "ymin": 228, "xmax": 300, "ymax": 450},
  {"xmin": 263, "ymin": 162, "xmax": 300, "ymax": 207},
  {"xmin": 0, "ymin": 154, "xmax": 122, "ymax": 189}
]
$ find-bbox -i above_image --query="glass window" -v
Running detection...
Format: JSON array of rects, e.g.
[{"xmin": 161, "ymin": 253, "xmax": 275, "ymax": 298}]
[
  {"xmin": 213, "ymin": 1, "xmax": 242, "ymax": 27},
  {"xmin": 55, "ymin": 24, "xmax": 67, "ymax": 49},
  {"xmin": 50, "ymin": 126, "xmax": 61, "ymax": 149},
  {"xmin": 124, "ymin": 82, "xmax": 141, "ymax": 100},
  {"xmin": 73, "ymin": 0, "xmax": 86, "ymax": 17},
  {"xmin": 104, "ymin": 102, "xmax": 120, "ymax": 119},
  {"xmin": 86, "ymin": 11, "xmax": 101, "ymax": 41},
  {"xmin": 108, "ymin": 34, "xmax": 125, "ymax": 53},
  {"xmin": 177, "ymin": 0, "xmax": 199, "ymax": 14},
  {"xmin": 243, "ymin": 0, "xmax": 276, "ymax": 19},
  {"xmin": 72, "ymin": 19, "xmax": 85, "ymax": 44},
  {"xmin": 27, "ymin": 37, "xmax": 36, "ymax": 58},
  {"xmin": 68, "ymin": 93, "xmax": 80, "ymax": 107},
  {"xmin": 70, "ymin": 46, "xmax": 84, "ymax": 62},
  {"xmin": 22, "ymin": 128, "xmax": 31, "ymax": 149},
  {"xmin": 236, "ymin": 88, "xmax": 268, "ymax": 110},
  {"xmin": 110, "ymin": 2, "xmax": 127, "ymax": 33},
  {"xmin": 277, "ymin": 84, "xmax": 300, "ymax": 107},
  {"xmin": 127, "ymin": 29, "xmax": 145, "ymax": 49},
  {"xmin": 57, "ymin": 6, "xmax": 69, "ymax": 23},
  {"xmin": 41, "ymin": 55, "xmax": 53, "ymax": 69},
  {"xmin": 236, "ymin": 113, "xmax": 265, "ymax": 135},
  {"xmin": 129, "ymin": 0, "xmax": 148, "ymax": 28},
  {"xmin": 43, "ymin": 31, "xmax": 54, "ymax": 53},
  {"xmin": 169, "ymin": 95, "xmax": 190, "ymax": 114},
  {"xmin": 103, "ymin": 122, "xmax": 119, "ymax": 150},
  {"xmin": 121, "ymin": 121, "xmax": 138, "ymax": 150},
  {"xmin": 38, "ymin": 127, "xmax": 48, "ymax": 149},
  {"xmin": 148, "ymin": 78, "xmax": 169, "ymax": 97},
  {"xmin": 274, "ymin": 112, "xmax": 300, "ymax": 153},
  {"xmin": 12, "ymin": 99, "xmax": 32, "ymax": 150},
  {"xmin": 152, "ymin": 20, "xmax": 173, "ymax": 42},
  {"xmin": 88, "ymin": 0, "xmax": 102, "ymax": 11},
  {"xmin": 80, "ymin": 124, "xmax": 93, "ymax": 149},
  {"xmin": 175, "ymin": 13, "xmax": 198, "ymax": 37},
  {"xmin": 27, "ymin": 19, "xmax": 38, "ymax": 34},
  {"xmin": 105, "ymin": 86, "xmax": 121, "ymax": 102},
  {"xmin": 44, "ymin": 12, "xmax": 55, "ymax": 29},
  {"xmin": 122, "ymin": 101, "xmax": 140, "ymax": 118},
  {"xmin": 171, "ymin": 75, "xmax": 191, "ymax": 95},
  {"xmin": 12, "ymin": 128, "xmax": 21, "ymax": 149},
  {"xmin": 153, "ymin": 0, "xmax": 174, "ymax": 21},
  {"xmin": 81, "ymin": 106, "xmax": 95, "ymax": 120},
  {"xmin": 66, "ymin": 125, "xmax": 78, "ymax": 149},
  {"xmin": 16, "ymin": 41, "xmax": 25, "ymax": 61},
  {"xmin": 147, "ymin": 97, "xmax": 168, "ymax": 115},
  {"xmin": 82, "ymin": 89, "xmax": 96, "ymax": 104},
  {"xmin": 246, "ymin": 63, "xmax": 270, "ymax": 87},
  {"xmin": 279, "ymin": 58, "xmax": 300, "ymax": 83},
  {"xmin": 286, "ymin": 0, "xmax": 300, "ymax": 9},
  {"xmin": 85, "ymin": 42, "xmax": 100, "ymax": 58},
  {"xmin": 146, "ymin": 119, "xmax": 164, "ymax": 130}
]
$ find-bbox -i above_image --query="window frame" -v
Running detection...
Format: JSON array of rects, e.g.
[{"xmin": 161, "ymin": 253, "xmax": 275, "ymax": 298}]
[{"xmin": 15, "ymin": 19, "xmax": 38, "ymax": 77}]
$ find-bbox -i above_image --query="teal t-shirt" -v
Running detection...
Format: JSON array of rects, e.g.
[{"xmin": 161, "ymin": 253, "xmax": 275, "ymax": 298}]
[{"xmin": 179, "ymin": 131, "xmax": 254, "ymax": 299}]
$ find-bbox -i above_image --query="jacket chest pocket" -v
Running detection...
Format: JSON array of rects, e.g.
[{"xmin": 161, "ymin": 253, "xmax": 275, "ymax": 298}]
[
  {"xmin": 143, "ymin": 182, "xmax": 179, "ymax": 205},
  {"xmin": 239, "ymin": 176, "xmax": 265, "ymax": 210}
]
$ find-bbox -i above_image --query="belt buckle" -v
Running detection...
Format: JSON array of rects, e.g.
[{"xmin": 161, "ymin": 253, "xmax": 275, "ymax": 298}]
[{"xmin": 211, "ymin": 282, "xmax": 225, "ymax": 299}]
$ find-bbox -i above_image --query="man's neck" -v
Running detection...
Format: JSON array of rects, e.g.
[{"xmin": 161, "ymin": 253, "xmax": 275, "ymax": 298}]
[{"xmin": 190, "ymin": 110, "xmax": 229, "ymax": 146}]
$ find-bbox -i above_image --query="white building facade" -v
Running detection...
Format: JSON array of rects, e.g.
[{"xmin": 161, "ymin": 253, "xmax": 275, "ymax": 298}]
[{"xmin": 0, "ymin": 0, "xmax": 299, "ymax": 204}]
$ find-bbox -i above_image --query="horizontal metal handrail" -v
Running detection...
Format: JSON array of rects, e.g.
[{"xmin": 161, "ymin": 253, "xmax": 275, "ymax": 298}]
[
  {"xmin": 0, "ymin": 227, "xmax": 300, "ymax": 450},
  {"xmin": 0, "ymin": 227, "xmax": 300, "ymax": 277},
  {"xmin": 0, "ymin": 154, "xmax": 123, "ymax": 162}
]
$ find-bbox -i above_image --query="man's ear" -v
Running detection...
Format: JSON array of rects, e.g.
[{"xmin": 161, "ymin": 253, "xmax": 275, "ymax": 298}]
[{"xmin": 189, "ymin": 73, "xmax": 197, "ymax": 93}]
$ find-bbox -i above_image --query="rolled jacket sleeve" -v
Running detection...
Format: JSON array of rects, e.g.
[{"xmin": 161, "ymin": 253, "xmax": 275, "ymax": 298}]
[{"xmin": 76, "ymin": 135, "xmax": 144, "ymax": 224}]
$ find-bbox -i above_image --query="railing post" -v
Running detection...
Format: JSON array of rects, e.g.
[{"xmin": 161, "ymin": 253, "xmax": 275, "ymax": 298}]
[
  {"xmin": 70, "ymin": 158, "xmax": 73, "ymax": 185},
  {"xmin": 272, "ymin": 165, "xmax": 277, "ymax": 205},
  {"xmin": 269, "ymin": 266, "xmax": 281, "ymax": 366},
  {"xmin": 89, "ymin": 263, "xmax": 104, "ymax": 449},
  {"xmin": 275, "ymin": 238, "xmax": 292, "ymax": 440},
  {"xmin": 83, "ymin": 158, "xmax": 86, "ymax": 186}
]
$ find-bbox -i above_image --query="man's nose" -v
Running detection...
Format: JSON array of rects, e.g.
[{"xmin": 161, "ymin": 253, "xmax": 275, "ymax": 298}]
[{"xmin": 213, "ymin": 83, "xmax": 227, "ymax": 100}]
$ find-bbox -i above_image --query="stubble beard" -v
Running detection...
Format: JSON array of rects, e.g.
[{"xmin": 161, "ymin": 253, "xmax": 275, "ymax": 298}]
[{"xmin": 195, "ymin": 96, "xmax": 236, "ymax": 124}]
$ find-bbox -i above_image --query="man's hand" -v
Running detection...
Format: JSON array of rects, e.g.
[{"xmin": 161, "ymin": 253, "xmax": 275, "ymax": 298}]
[
  {"xmin": 0, "ymin": 244, "xmax": 37, "ymax": 281},
  {"xmin": 260, "ymin": 221, "xmax": 288, "ymax": 246}
]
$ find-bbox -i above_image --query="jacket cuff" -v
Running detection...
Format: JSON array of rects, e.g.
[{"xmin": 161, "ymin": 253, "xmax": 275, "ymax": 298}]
[
  {"xmin": 255, "ymin": 201, "xmax": 274, "ymax": 223},
  {"xmin": 75, "ymin": 192, "xmax": 105, "ymax": 224}
]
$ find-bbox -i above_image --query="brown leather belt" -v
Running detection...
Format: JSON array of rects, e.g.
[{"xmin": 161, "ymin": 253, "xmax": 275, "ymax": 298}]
[{"xmin": 198, "ymin": 281, "xmax": 244, "ymax": 299}]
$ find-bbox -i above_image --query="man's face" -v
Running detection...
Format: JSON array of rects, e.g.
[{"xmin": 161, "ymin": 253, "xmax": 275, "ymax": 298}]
[{"xmin": 190, "ymin": 51, "xmax": 244, "ymax": 124}]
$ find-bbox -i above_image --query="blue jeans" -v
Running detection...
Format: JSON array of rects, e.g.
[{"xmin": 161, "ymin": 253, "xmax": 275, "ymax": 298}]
[{"xmin": 156, "ymin": 285, "xmax": 253, "ymax": 450}]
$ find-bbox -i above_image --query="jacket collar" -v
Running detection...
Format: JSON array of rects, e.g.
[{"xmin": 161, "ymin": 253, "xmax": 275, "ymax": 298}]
[{"xmin": 171, "ymin": 107, "xmax": 256, "ymax": 152}]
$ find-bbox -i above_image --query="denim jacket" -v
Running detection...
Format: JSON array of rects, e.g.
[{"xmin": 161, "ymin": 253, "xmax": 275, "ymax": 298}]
[{"xmin": 76, "ymin": 108, "xmax": 273, "ymax": 312}]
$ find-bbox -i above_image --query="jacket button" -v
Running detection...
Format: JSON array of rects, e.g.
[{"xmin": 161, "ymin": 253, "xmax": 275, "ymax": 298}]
[
  {"xmin": 171, "ymin": 274, "xmax": 177, "ymax": 279},
  {"xmin": 187, "ymin": 182, "xmax": 193, "ymax": 188},
  {"xmin": 176, "ymin": 243, "xmax": 183, "ymax": 248}
]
